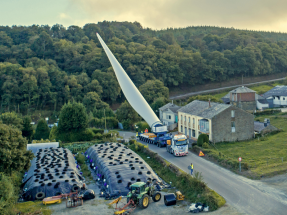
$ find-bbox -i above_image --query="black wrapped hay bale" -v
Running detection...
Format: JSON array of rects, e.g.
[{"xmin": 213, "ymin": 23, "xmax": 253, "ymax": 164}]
[{"xmin": 164, "ymin": 193, "xmax": 177, "ymax": 206}]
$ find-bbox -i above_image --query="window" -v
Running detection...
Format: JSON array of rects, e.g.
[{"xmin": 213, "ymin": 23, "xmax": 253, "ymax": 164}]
[
  {"xmin": 189, "ymin": 117, "xmax": 190, "ymax": 123},
  {"xmin": 193, "ymin": 118, "xmax": 195, "ymax": 124},
  {"xmin": 184, "ymin": 116, "xmax": 186, "ymax": 121},
  {"xmin": 231, "ymin": 110, "xmax": 235, "ymax": 117},
  {"xmin": 284, "ymin": 98, "xmax": 286, "ymax": 100},
  {"xmin": 231, "ymin": 121, "xmax": 235, "ymax": 132},
  {"xmin": 181, "ymin": 115, "xmax": 183, "ymax": 121},
  {"xmin": 192, "ymin": 129, "xmax": 195, "ymax": 137},
  {"xmin": 166, "ymin": 115, "xmax": 171, "ymax": 119},
  {"xmin": 181, "ymin": 126, "xmax": 183, "ymax": 132}
]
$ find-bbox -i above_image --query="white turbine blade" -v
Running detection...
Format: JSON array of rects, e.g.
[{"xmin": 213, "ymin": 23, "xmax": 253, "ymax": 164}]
[{"xmin": 96, "ymin": 33, "xmax": 161, "ymax": 128}]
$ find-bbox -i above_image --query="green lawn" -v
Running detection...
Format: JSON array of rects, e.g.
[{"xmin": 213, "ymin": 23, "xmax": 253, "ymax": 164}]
[{"xmin": 209, "ymin": 113, "xmax": 287, "ymax": 178}]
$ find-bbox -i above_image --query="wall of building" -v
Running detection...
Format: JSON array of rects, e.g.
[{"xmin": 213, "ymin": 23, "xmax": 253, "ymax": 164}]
[
  {"xmin": 178, "ymin": 111, "xmax": 212, "ymax": 141},
  {"xmin": 162, "ymin": 109, "xmax": 176, "ymax": 125},
  {"xmin": 212, "ymin": 106, "xmax": 253, "ymax": 143},
  {"xmin": 237, "ymin": 92, "xmax": 255, "ymax": 102},
  {"xmin": 273, "ymin": 96, "xmax": 287, "ymax": 106},
  {"xmin": 257, "ymin": 100, "xmax": 269, "ymax": 110}
]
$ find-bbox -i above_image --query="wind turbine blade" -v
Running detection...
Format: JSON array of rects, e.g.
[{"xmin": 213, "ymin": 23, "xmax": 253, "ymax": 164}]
[{"xmin": 96, "ymin": 33, "xmax": 161, "ymax": 128}]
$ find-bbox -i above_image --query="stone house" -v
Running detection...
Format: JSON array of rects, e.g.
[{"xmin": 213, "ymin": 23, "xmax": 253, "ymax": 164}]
[
  {"xmin": 261, "ymin": 85, "xmax": 287, "ymax": 108},
  {"xmin": 159, "ymin": 103, "xmax": 180, "ymax": 130},
  {"xmin": 177, "ymin": 100, "xmax": 254, "ymax": 143},
  {"xmin": 221, "ymin": 86, "xmax": 269, "ymax": 111},
  {"xmin": 254, "ymin": 119, "xmax": 278, "ymax": 135}
]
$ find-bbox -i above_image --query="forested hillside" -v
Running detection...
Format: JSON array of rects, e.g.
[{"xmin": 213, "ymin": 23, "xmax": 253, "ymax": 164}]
[{"xmin": 1, "ymin": 21, "xmax": 287, "ymax": 114}]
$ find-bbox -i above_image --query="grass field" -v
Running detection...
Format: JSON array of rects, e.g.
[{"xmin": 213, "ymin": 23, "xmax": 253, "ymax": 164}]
[{"xmin": 207, "ymin": 112, "xmax": 287, "ymax": 178}]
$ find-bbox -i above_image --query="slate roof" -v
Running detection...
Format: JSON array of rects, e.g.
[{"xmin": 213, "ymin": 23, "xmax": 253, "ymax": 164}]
[
  {"xmin": 178, "ymin": 100, "xmax": 230, "ymax": 119},
  {"xmin": 254, "ymin": 121, "xmax": 278, "ymax": 133},
  {"xmin": 262, "ymin": 85, "xmax": 287, "ymax": 98},
  {"xmin": 230, "ymin": 86, "xmax": 256, "ymax": 93},
  {"xmin": 257, "ymin": 99, "xmax": 269, "ymax": 104},
  {"xmin": 159, "ymin": 103, "xmax": 180, "ymax": 113},
  {"xmin": 254, "ymin": 121, "xmax": 266, "ymax": 132}
]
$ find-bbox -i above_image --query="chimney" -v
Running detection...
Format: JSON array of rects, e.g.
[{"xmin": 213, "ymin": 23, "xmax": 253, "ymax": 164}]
[{"xmin": 209, "ymin": 98, "xmax": 211, "ymax": 108}]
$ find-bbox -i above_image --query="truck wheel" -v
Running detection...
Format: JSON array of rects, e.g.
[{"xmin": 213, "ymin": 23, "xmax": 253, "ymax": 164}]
[
  {"xmin": 152, "ymin": 192, "xmax": 161, "ymax": 202},
  {"xmin": 139, "ymin": 194, "xmax": 149, "ymax": 209}
]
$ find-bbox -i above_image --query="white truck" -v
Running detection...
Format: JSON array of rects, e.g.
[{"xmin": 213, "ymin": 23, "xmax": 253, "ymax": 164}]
[{"xmin": 166, "ymin": 134, "xmax": 188, "ymax": 156}]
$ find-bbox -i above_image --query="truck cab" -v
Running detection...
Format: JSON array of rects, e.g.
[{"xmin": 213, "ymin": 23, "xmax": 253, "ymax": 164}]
[{"xmin": 166, "ymin": 134, "xmax": 188, "ymax": 156}]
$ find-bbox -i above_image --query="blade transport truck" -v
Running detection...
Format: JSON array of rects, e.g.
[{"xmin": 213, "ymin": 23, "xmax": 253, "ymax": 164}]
[{"xmin": 166, "ymin": 134, "xmax": 188, "ymax": 156}]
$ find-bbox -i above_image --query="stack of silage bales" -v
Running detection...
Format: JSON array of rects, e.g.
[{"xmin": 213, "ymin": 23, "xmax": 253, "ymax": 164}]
[
  {"xmin": 22, "ymin": 147, "xmax": 84, "ymax": 200},
  {"xmin": 86, "ymin": 142, "xmax": 161, "ymax": 197}
]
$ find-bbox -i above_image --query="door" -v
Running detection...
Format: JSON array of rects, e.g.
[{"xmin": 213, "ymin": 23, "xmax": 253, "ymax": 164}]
[
  {"xmin": 185, "ymin": 127, "xmax": 187, "ymax": 136},
  {"xmin": 189, "ymin": 129, "xmax": 191, "ymax": 138},
  {"xmin": 175, "ymin": 115, "xmax": 178, "ymax": 123}
]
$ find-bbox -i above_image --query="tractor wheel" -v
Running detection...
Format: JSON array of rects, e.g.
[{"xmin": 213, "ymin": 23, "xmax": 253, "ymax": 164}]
[
  {"xmin": 139, "ymin": 194, "xmax": 149, "ymax": 209},
  {"xmin": 152, "ymin": 192, "xmax": 161, "ymax": 202}
]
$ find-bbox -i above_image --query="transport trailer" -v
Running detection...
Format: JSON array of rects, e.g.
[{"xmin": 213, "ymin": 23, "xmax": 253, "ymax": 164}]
[
  {"xmin": 166, "ymin": 134, "xmax": 188, "ymax": 156},
  {"xmin": 139, "ymin": 132, "xmax": 171, "ymax": 148}
]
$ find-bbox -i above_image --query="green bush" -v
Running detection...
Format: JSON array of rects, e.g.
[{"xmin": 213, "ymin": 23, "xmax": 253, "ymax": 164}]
[
  {"xmin": 254, "ymin": 109, "xmax": 281, "ymax": 116},
  {"xmin": 202, "ymin": 142, "xmax": 209, "ymax": 149},
  {"xmin": 91, "ymin": 128, "xmax": 104, "ymax": 134},
  {"xmin": 197, "ymin": 134, "xmax": 209, "ymax": 147},
  {"xmin": 136, "ymin": 121, "xmax": 150, "ymax": 133},
  {"xmin": 57, "ymin": 128, "xmax": 95, "ymax": 142},
  {"xmin": 34, "ymin": 119, "xmax": 50, "ymax": 140}
]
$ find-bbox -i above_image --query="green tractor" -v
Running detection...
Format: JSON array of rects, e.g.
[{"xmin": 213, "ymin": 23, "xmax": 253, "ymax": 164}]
[{"xmin": 126, "ymin": 181, "xmax": 161, "ymax": 209}]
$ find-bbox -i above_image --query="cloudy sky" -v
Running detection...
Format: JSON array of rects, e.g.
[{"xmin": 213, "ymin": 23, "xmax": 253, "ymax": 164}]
[{"xmin": 1, "ymin": 0, "xmax": 287, "ymax": 32}]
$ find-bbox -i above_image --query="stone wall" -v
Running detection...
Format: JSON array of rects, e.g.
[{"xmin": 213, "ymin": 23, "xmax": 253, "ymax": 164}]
[
  {"xmin": 212, "ymin": 106, "xmax": 254, "ymax": 143},
  {"xmin": 231, "ymin": 101, "xmax": 256, "ymax": 111}
]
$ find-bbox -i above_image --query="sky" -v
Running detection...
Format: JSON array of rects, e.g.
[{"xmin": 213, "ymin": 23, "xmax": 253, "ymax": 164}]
[{"xmin": 1, "ymin": 0, "xmax": 287, "ymax": 32}]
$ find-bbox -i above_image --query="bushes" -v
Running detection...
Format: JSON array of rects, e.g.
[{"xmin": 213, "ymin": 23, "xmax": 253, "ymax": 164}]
[
  {"xmin": 197, "ymin": 134, "xmax": 209, "ymax": 147},
  {"xmin": 56, "ymin": 128, "xmax": 95, "ymax": 143},
  {"xmin": 90, "ymin": 128, "xmax": 104, "ymax": 134},
  {"xmin": 89, "ymin": 117, "xmax": 118, "ymax": 129},
  {"xmin": 34, "ymin": 119, "xmax": 50, "ymax": 140},
  {"xmin": 202, "ymin": 142, "xmax": 209, "ymax": 149},
  {"xmin": 254, "ymin": 109, "xmax": 281, "ymax": 116},
  {"xmin": 136, "ymin": 121, "xmax": 150, "ymax": 132}
]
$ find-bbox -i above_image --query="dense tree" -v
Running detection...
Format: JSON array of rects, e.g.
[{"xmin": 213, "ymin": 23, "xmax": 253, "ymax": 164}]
[
  {"xmin": 1, "ymin": 21, "xmax": 287, "ymax": 116},
  {"xmin": 116, "ymin": 101, "xmax": 140, "ymax": 129},
  {"xmin": 139, "ymin": 80, "xmax": 169, "ymax": 104},
  {"xmin": 0, "ymin": 123, "xmax": 34, "ymax": 175},
  {"xmin": 34, "ymin": 118, "xmax": 50, "ymax": 140},
  {"xmin": 58, "ymin": 102, "xmax": 88, "ymax": 133},
  {"xmin": 151, "ymin": 97, "xmax": 168, "ymax": 117},
  {"xmin": 0, "ymin": 112, "xmax": 23, "ymax": 130},
  {"xmin": 22, "ymin": 116, "xmax": 34, "ymax": 142}
]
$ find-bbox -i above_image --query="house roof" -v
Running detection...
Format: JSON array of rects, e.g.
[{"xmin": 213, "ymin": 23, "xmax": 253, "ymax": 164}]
[
  {"xmin": 159, "ymin": 103, "xmax": 180, "ymax": 113},
  {"xmin": 257, "ymin": 99, "xmax": 269, "ymax": 104},
  {"xmin": 178, "ymin": 100, "xmax": 230, "ymax": 119},
  {"xmin": 254, "ymin": 121, "xmax": 278, "ymax": 133},
  {"xmin": 262, "ymin": 85, "xmax": 287, "ymax": 98},
  {"xmin": 230, "ymin": 86, "xmax": 255, "ymax": 93},
  {"xmin": 230, "ymin": 86, "xmax": 256, "ymax": 93},
  {"xmin": 254, "ymin": 121, "xmax": 266, "ymax": 132}
]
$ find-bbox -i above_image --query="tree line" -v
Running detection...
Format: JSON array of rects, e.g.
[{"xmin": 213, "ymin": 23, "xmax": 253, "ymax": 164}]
[{"xmin": 1, "ymin": 21, "xmax": 287, "ymax": 114}]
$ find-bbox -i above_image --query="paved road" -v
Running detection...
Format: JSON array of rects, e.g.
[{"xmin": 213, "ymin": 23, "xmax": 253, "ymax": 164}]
[
  {"xmin": 170, "ymin": 77, "xmax": 286, "ymax": 100},
  {"xmin": 119, "ymin": 131, "xmax": 287, "ymax": 215}
]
